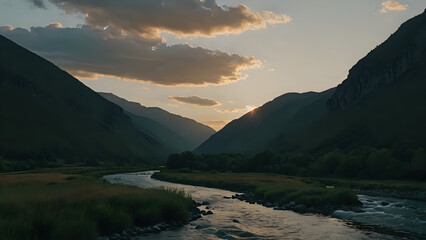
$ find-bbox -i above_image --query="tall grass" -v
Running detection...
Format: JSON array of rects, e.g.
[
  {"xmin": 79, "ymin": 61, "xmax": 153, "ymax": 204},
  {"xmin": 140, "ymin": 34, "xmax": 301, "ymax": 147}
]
[
  {"xmin": 153, "ymin": 171, "xmax": 360, "ymax": 207},
  {"xmin": 0, "ymin": 174, "xmax": 193, "ymax": 240}
]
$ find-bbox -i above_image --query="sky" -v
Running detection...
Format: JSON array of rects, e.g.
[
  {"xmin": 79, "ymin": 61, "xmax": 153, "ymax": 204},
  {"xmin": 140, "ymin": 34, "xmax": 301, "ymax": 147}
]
[{"xmin": 1, "ymin": 1, "xmax": 425, "ymax": 131}]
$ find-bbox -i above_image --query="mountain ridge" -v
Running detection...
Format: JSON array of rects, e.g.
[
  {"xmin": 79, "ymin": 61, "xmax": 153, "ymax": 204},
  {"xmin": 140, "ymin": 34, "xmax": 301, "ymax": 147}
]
[
  {"xmin": 196, "ymin": 10, "xmax": 426, "ymax": 155},
  {"xmin": 195, "ymin": 88, "xmax": 335, "ymax": 154},
  {"xmin": 0, "ymin": 34, "xmax": 165, "ymax": 163},
  {"xmin": 99, "ymin": 92, "xmax": 215, "ymax": 151}
]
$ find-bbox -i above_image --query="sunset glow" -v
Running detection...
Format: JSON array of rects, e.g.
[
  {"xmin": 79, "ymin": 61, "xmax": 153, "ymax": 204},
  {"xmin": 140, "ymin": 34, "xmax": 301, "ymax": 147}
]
[{"xmin": 0, "ymin": 0, "xmax": 424, "ymax": 132}]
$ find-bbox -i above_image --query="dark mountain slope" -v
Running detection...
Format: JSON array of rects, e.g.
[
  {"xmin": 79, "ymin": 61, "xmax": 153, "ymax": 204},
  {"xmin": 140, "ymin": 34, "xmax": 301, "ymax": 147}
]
[
  {"xmin": 328, "ymin": 9, "xmax": 426, "ymax": 111},
  {"xmin": 99, "ymin": 93, "xmax": 215, "ymax": 150},
  {"xmin": 277, "ymin": 10, "xmax": 426, "ymax": 153},
  {"xmin": 197, "ymin": 10, "xmax": 426, "ymax": 155},
  {"xmin": 124, "ymin": 111, "xmax": 192, "ymax": 153},
  {"xmin": 195, "ymin": 88, "xmax": 335, "ymax": 154},
  {"xmin": 0, "ymin": 35, "xmax": 164, "ymax": 163}
]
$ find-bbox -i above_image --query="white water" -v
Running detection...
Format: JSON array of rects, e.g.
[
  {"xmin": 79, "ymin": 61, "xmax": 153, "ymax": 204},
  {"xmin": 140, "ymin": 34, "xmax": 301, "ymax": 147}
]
[
  {"xmin": 104, "ymin": 171, "xmax": 424, "ymax": 240},
  {"xmin": 333, "ymin": 195, "xmax": 426, "ymax": 239}
]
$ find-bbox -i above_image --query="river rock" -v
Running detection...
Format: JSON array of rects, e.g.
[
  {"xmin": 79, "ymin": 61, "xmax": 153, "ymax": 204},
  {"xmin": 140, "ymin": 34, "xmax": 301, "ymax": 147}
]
[
  {"xmin": 134, "ymin": 227, "xmax": 143, "ymax": 234},
  {"xmin": 122, "ymin": 229, "xmax": 136, "ymax": 237},
  {"xmin": 264, "ymin": 202, "xmax": 274, "ymax": 208},
  {"xmin": 351, "ymin": 206, "xmax": 365, "ymax": 213},
  {"xmin": 109, "ymin": 233, "xmax": 121, "ymax": 240},
  {"xmin": 152, "ymin": 225, "xmax": 161, "ymax": 231},
  {"xmin": 97, "ymin": 237, "xmax": 109, "ymax": 240},
  {"xmin": 356, "ymin": 189, "xmax": 426, "ymax": 202},
  {"xmin": 195, "ymin": 225, "xmax": 208, "ymax": 230},
  {"xmin": 294, "ymin": 204, "xmax": 307, "ymax": 212}
]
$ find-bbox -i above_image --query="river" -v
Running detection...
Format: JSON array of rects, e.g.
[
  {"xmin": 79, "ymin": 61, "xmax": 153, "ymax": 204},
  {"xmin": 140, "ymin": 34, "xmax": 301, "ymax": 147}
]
[{"xmin": 103, "ymin": 171, "xmax": 425, "ymax": 240}]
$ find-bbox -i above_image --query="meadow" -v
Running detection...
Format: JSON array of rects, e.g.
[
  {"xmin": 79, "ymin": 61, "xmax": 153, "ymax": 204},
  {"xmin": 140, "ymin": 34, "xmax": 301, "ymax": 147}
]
[
  {"xmin": 152, "ymin": 171, "xmax": 361, "ymax": 207},
  {"xmin": 0, "ymin": 170, "xmax": 194, "ymax": 240}
]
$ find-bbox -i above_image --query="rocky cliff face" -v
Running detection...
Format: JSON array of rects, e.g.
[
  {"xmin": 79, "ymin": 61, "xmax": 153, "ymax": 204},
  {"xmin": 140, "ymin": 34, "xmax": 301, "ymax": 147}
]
[{"xmin": 328, "ymin": 9, "xmax": 426, "ymax": 111}]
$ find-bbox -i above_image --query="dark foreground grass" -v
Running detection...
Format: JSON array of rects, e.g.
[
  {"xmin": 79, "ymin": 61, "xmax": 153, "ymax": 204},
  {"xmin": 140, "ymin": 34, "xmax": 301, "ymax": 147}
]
[
  {"xmin": 0, "ymin": 172, "xmax": 193, "ymax": 240},
  {"xmin": 153, "ymin": 171, "xmax": 360, "ymax": 207}
]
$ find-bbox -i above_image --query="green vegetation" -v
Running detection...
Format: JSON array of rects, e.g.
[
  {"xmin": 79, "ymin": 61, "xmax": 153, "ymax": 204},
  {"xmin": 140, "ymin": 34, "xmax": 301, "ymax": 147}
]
[
  {"xmin": 167, "ymin": 147, "xmax": 426, "ymax": 180},
  {"xmin": 312, "ymin": 177, "xmax": 426, "ymax": 192},
  {"xmin": 21, "ymin": 165, "xmax": 159, "ymax": 179},
  {"xmin": 0, "ymin": 171, "xmax": 193, "ymax": 240},
  {"xmin": 0, "ymin": 152, "xmax": 159, "ymax": 174},
  {"xmin": 153, "ymin": 171, "xmax": 360, "ymax": 207}
]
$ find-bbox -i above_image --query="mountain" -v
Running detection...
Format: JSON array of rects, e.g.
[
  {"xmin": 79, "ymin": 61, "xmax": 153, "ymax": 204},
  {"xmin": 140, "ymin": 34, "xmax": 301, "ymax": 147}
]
[
  {"xmin": 197, "ymin": 10, "xmax": 426, "ymax": 155},
  {"xmin": 99, "ymin": 93, "xmax": 215, "ymax": 151},
  {"xmin": 125, "ymin": 112, "xmax": 191, "ymax": 153},
  {"xmin": 0, "ymin": 35, "xmax": 165, "ymax": 164},
  {"xmin": 195, "ymin": 88, "xmax": 335, "ymax": 154},
  {"xmin": 277, "ymin": 9, "xmax": 426, "ymax": 153}
]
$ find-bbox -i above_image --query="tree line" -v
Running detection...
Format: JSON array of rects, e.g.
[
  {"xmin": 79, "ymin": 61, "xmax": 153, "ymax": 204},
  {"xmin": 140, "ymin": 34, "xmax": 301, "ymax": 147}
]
[{"xmin": 166, "ymin": 147, "xmax": 426, "ymax": 180}]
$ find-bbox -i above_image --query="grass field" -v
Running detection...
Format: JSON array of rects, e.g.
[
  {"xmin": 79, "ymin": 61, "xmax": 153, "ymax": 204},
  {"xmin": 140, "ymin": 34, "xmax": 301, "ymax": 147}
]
[
  {"xmin": 5, "ymin": 165, "xmax": 159, "ymax": 178},
  {"xmin": 152, "ymin": 171, "xmax": 361, "ymax": 207},
  {"xmin": 0, "ymin": 169, "xmax": 193, "ymax": 240}
]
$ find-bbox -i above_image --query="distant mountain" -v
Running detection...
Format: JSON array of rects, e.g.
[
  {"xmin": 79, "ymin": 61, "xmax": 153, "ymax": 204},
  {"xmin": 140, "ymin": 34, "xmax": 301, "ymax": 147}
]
[
  {"xmin": 99, "ymin": 93, "xmax": 215, "ymax": 151},
  {"xmin": 0, "ymin": 35, "xmax": 165, "ymax": 164},
  {"xmin": 197, "ymin": 10, "xmax": 426, "ymax": 155},
  {"xmin": 195, "ymin": 88, "xmax": 335, "ymax": 154},
  {"xmin": 125, "ymin": 112, "xmax": 191, "ymax": 153}
]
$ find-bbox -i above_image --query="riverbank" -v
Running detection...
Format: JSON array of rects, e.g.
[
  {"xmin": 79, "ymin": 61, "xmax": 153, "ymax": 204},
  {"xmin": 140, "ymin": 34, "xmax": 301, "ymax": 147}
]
[
  {"xmin": 152, "ymin": 170, "xmax": 426, "ymax": 216},
  {"xmin": 97, "ymin": 207, "xmax": 203, "ymax": 240},
  {"xmin": 152, "ymin": 171, "xmax": 363, "ymax": 216},
  {"xmin": 310, "ymin": 177, "xmax": 426, "ymax": 202},
  {"xmin": 0, "ymin": 168, "xmax": 195, "ymax": 240}
]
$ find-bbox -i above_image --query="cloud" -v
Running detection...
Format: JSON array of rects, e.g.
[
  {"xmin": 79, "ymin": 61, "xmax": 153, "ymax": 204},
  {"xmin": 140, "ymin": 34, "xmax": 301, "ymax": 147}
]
[
  {"xmin": 215, "ymin": 105, "xmax": 257, "ymax": 113},
  {"xmin": 1, "ymin": 25, "xmax": 13, "ymax": 31},
  {"xmin": 168, "ymin": 96, "xmax": 220, "ymax": 107},
  {"xmin": 8, "ymin": 1, "xmax": 291, "ymax": 86},
  {"xmin": 33, "ymin": 0, "xmax": 291, "ymax": 38},
  {"xmin": 379, "ymin": 1, "xmax": 407, "ymax": 13},
  {"xmin": 215, "ymin": 108, "xmax": 246, "ymax": 113},
  {"xmin": 28, "ymin": 0, "xmax": 46, "ymax": 9},
  {"xmin": 199, "ymin": 120, "xmax": 230, "ymax": 131},
  {"xmin": 45, "ymin": 22, "xmax": 63, "ymax": 28},
  {"xmin": 0, "ymin": 24, "xmax": 260, "ymax": 86},
  {"xmin": 262, "ymin": 11, "xmax": 292, "ymax": 24}
]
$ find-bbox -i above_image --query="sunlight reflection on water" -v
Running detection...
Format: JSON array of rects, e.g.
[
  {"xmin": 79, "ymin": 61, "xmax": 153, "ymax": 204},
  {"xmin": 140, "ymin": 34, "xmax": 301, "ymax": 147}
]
[{"xmin": 104, "ymin": 171, "xmax": 402, "ymax": 240}]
